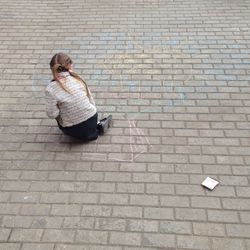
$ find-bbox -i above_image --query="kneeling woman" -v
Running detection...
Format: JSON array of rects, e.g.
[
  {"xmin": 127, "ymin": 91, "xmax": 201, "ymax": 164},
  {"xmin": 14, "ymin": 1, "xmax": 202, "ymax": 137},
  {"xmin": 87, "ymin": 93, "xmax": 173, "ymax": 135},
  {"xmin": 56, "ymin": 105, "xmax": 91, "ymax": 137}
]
[{"xmin": 45, "ymin": 52, "xmax": 112, "ymax": 141}]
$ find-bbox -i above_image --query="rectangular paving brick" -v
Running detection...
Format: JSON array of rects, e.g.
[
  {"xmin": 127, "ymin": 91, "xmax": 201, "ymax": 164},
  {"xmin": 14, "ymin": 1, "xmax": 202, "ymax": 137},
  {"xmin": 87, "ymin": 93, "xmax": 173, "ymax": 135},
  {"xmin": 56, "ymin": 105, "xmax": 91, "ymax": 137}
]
[
  {"xmin": 0, "ymin": 244, "xmax": 21, "ymax": 250},
  {"xmin": 22, "ymin": 244, "xmax": 55, "ymax": 250},
  {"xmin": 191, "ymin": 197, "xmax": 222, "ymax": 209},
  {"xmin": 95, "ymin": 218, "xmax": 126, "ymax": 231},
  {"xmin": 110, "ymin": 232, "xmax": 141, "ymax": 246},
  {"xmin": 42, "ymin": 229, "xmax": 75, "ymax": 243},
  {"xmin": 130, "ymin": 195, "xmax": 159, "ymax": 206},
  {"xmin": 127, "ymin": 219, "xmax": 158, "ymax": 233},
  {"xmin": 207, "ymin": 209, "xmax": 239, "ymax": 223},
  {"xmin": 9, "ymin": 229, "xmax": 43, "ymax": 242},
  {"xmin": 0, "ymin": 204, "xmax": 21, "ymax": 215},
  {"xmin": 100, "ymin": 194, "xmax": 129, "ymax": 205},
  {"xmin": 81, "ymin": 205, "xmax": 112, "ymax": 217},
  {"xmin": 50, "ymin": 204, "xmax": 81, "ymax": 216},
  {"xmin": 75, "ymin": 230, "xmax": 108, "ymax": 244},
  {"xmin": 177, "ymin": 235, "xmax": 210, "ymax": 250},
  {"xmin": 175, "ymin": 208, "xmax": 207, "ymax": 221},
  {"xmin": 63, "ymin": 217, "xmax": 94, "ymax": 230},
  {"xmin": 211, "ymin": 238, "xmax": 246, "ymax": 250},
  {"xmin": 0, "ymin": 228, "xmax": 11, "ymax": 241},
  {"xmin": 193, "ymin": 222, "xmax": 226, "ymax": 237},
  {"xmin": 143, "ymin": 233, "xmax": 175, "ymax": 248},
  {"xmin": 226, "ymin": 224, "xmax": 250, "ymax": 238},
  {"xmin": 144, "ymin": 207, "xmax": 174, "ymax": 220},
  {"xmin": 56, "ymin": 245, "xmax": 122, "ymax": 250},
  {"xmin": 112, "ymin": 206, "xmax": 143, "ymax": 219},
  {"xmin": 20, "ymin": 204, "xmax": 50, "ymax": 216},
  {"xmin": 2, "ymin": 215, "xmax": 33, "ymax": 228},
  {"xmin": 160, "ymin": 221, "xmax": 192, "ymax": 234}
]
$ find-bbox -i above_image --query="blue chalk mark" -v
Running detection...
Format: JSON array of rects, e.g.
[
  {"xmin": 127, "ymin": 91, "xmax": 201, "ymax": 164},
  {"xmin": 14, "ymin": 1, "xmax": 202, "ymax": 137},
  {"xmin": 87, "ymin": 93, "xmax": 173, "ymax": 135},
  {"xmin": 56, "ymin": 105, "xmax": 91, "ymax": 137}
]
[
  {"xmin": 102, "ymin": 33, "xmax": 109, "ymax": 37},
  {"xmin": 168, "ymin": 40, "xmax": 179, "ymax": 48},
  {"xmin": 126, "ymin": 44, "xmax": 134, "ymax": 50},
  {"xmin": 188, "ymin": 49, "xmax": 199, "ymax": 54},
  {"xmin": 167, "ymin": 100, "xmax": 174, "ymax": 106},
  {"xmin": 178, "ymin": 93, "xmax": 187, "ymax": 103},
  {"xmin": 52, "ymin": 48, "xmax": 70, "ymax": 54},
  {"xmin": 94, "ymin": 69, "xmax": 102, "ymax": 75},
  {"xmin": 230, "ymin": 44, "xmax": 241, "ymax": 49},
  {"xmin": 175, "ymin": 87, "xmax": 186, "ymax": 93},
  {"xmin": 31, "ymin": 70, "xmax": 50, "ymax": 94},
  {"xmin": 128, "ymin": 82, "xmax": 137, "ymax": 91}
]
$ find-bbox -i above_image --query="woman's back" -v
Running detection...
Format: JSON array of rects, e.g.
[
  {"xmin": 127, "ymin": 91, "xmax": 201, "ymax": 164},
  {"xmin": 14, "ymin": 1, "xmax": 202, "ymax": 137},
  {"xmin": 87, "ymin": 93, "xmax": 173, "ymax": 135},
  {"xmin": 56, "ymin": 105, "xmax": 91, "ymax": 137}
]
[{"xmin": 45, "ymin": 71, "xmax": 96, "ymax": 127}]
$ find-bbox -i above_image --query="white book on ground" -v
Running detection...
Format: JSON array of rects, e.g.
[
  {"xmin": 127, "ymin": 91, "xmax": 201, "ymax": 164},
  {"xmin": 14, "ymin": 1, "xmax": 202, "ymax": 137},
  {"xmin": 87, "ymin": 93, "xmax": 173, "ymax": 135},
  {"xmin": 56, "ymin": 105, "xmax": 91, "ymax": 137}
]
[{"xmin": 201, "ymin": 177, "xmax": 219, "ymax": 190}]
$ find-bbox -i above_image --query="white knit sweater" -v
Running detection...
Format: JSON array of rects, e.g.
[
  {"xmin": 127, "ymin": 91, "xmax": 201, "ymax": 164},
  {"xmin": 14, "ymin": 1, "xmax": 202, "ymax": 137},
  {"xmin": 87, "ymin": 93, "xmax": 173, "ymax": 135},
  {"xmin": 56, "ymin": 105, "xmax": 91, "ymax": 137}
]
[{"xmin": 45, "ymin": 72, "xmax": 97, "ymax": 127}]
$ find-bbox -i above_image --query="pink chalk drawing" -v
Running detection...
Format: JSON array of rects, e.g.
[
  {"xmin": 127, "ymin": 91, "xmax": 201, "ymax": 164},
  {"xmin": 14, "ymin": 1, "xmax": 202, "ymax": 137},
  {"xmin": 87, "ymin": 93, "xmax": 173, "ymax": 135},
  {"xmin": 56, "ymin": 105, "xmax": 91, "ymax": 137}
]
[
  {"xmin": 128, "ymin": 119, "xmax": 151, "ymax": 160},
  {"xmin": 109, "ymin": 118, "xmax": 152, "ymax": 162}
]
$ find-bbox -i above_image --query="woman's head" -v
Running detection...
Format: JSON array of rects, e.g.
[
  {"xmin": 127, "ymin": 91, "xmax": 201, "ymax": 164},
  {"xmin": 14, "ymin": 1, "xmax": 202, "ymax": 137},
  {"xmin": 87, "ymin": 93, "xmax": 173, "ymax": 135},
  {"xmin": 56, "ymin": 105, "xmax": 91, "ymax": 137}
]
[
  {"xmin": 49, "ymin": 53, "xmax": 90, "ymax": 96},
  {"xmin": 50, "ymin": 53, "xmax": 73, "ymax": 73}
]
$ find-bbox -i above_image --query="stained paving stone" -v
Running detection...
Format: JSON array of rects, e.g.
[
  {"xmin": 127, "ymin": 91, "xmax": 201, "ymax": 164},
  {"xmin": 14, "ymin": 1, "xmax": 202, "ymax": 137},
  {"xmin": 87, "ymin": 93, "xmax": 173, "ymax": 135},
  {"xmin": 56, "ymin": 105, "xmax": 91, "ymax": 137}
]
[{"xmin": 0, "ymin": 0, "xmax": 250, "ymax": 249}]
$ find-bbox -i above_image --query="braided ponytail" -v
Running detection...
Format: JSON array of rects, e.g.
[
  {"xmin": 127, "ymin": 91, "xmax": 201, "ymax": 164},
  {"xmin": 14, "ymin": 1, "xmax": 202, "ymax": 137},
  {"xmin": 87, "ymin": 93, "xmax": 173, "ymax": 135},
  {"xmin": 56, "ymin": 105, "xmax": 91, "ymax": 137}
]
[
  {"xmin": 50, "ymin": 55, "xmax": 71, "ymax": 93},
  {"xmin": 50, "ymin": 53, "xmax": 91, "ymax": 97},
  {"xmin": 68, "ymin": 70, "xmax": 91, "ymax": 97}
]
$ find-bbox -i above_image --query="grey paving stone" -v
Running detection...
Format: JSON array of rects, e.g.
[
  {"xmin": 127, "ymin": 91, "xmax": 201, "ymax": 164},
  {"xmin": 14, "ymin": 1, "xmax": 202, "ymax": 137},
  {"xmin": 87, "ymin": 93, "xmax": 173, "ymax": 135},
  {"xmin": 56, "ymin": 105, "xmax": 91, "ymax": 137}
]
[
  {"xmin": 226, "ymin": 224, "xmax": 250, "ymax": 238},
  {"xmin": 117, "ymin": 183, "xmax": 145, "ymax": 194},
  {"xmin": 160, "ymin": 221, "xmax": 192, "ymax": 234},
  {"xmin": 31, "ymin": 216, "xmax": 63, "ymax": 229},
  {"xmin": 223, "ymin": 198, "xmax": 250, "ymax": 210},
  {"xmin": 144, "ymin": 207, "xmax": 174, "ymax": 220},
  {"xmin": 95, "ymin": 218, "xmax": 126, "ymax": 231},
  {"xmin": 112, "ymin": 206, "xmax": 142, "ymax": 219},
  {"xmin": 211, "ymin": 238, "xmax": 246, "ymax": 250},
  {"xmin": 40, "ymin": 193, "xmax": 69, "ymax": 204},
  {"xmin": 0, "ymin": 204, "xmax": 21, "ymax": 215},
  {"xmin": 177, "ymin": 235, "xmax": 210, "ymax": 250},
  {"xmin": 21, "ymin": 244, "xmax": 55, "ymax": 250},
  {"xmin": 75, "ymin": 230, "xmax": 108, "ymax": 244},
  {"xmin": 193, "ymin": 222, "xmax": 226, "ymax": 237},
  {"xmin": 56, "ymin": 245, "xmax": 122, "ymax": 250},
  {"xmin": 127, "ymin": 219, "xmax": 158, "ymax": 233},
  {"xmin": 0, "ymin": 228, "xmax": 11, "ymax": 241},
  {"xmin": 160, "ymin": 195, "xmax": 190, "ymax": 207},
  {"xmin": 51, "ymin": 204, "xmax": 81, "ymax": 216},
  {"xmin": 0, "ymin": 244, "xmax": 21, "ymax": 250},
  {"xmin": 175, "ymin": 208, "xmax": 207, "ymax": 221},
  {"xmin": 63, "ymin": 217, "xmax": 94, "ymax": 230},
  {"xmin": 9, "ymin": 229, "xmax": 43, "ymax": 242},
  {"xmin": 207, "ymin": 210, "xmax": 240, "ymax": 223},
  {"xmin": 81, "ymin": 205, "xmax": 112, "ymax": 217},
  {"xmin": 2, "ymin": 215, "xmax": 33, "ymax": 228},
  {"xmin": 100, "ymin": 194, "xmax": 129, "ymax": 205},
  {"xmin": 143, "ymin": 233, "xmax": 175, "ymax": 248},
  {"xmin": 191, "ymin": 197, "xmax": 222, "ymax": 209},
  {"xmin": 20, "ymin": 204, "xmax": 51, "ymax": 216},
  {"xmin": 42, "ymin": 229, "xmax": 75, "ymax": 243},
  {"xmin": 109, "ymin": 232, "xmax": 141, "ymax": 246}
]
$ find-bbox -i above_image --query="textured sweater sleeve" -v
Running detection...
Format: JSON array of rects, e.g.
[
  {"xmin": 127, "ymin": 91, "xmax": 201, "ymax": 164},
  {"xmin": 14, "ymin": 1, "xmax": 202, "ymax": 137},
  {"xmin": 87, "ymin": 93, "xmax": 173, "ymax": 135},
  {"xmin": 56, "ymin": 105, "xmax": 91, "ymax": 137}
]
[
  {"xmin": 45, "ymin": 90, "xmax": 60, "ymax": 119},
  {"xmin": 88, "ymin": 89, "xmax": 96, "ymax": 106}
]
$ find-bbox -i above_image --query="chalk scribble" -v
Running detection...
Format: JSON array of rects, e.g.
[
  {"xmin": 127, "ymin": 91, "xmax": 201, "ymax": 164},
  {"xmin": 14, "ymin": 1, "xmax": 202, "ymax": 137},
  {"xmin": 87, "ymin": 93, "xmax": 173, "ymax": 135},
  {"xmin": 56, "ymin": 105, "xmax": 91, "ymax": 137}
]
[
  {"xmin": 32, "ymin": 32, "xmax": 197, "ymax": 162},
  {"xmin": 109, "ymin": 118, "xmax": 152, "ymax": 162}
]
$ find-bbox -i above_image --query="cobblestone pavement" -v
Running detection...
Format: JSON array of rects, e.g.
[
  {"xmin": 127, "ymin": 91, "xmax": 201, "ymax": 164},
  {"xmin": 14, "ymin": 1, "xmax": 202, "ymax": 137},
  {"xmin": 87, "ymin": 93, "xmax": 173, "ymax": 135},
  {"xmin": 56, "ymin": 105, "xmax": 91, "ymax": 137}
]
[{"xmin": 0, "ymin": 0, "xmax": 250, "ymax": 249}]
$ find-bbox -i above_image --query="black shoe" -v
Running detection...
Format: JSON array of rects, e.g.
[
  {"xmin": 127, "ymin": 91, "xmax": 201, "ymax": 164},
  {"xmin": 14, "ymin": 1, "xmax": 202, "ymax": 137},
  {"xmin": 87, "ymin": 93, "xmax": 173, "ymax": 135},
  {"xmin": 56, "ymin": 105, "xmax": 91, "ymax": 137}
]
[{"xmin": 97, "ymin": 115, "xmax": 112, "ymax": 134}]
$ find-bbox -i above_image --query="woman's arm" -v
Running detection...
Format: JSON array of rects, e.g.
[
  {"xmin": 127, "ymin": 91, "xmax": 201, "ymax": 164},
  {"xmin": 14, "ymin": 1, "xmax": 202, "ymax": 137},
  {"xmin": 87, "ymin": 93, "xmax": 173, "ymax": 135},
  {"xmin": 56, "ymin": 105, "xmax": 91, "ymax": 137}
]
[
  {"xmin": 45, "ymin": 90, "xmax": 60, "ymax": 119},
  {"xmin": 88, "ymin": 90, "xmax": 96, "ymax": 106}
]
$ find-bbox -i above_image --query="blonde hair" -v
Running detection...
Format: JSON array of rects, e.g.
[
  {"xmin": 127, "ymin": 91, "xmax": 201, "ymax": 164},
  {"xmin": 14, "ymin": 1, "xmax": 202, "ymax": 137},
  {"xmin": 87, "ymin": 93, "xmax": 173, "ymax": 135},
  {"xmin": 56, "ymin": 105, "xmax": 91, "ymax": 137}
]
[{"xmin": 50, "ymin": 53, "xmax": 90, "ymax": 97}]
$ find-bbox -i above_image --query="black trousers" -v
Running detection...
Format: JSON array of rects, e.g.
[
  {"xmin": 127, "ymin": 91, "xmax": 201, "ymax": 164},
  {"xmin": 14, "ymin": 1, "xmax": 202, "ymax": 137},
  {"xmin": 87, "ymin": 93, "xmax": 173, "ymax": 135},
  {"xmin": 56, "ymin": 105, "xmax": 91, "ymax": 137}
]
[{"xmin": 57, "ymin": 113, "xmax": 99, "ymax": 141}]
